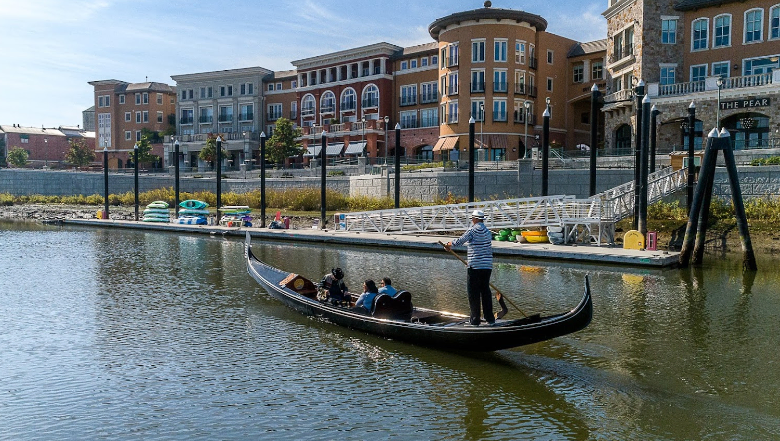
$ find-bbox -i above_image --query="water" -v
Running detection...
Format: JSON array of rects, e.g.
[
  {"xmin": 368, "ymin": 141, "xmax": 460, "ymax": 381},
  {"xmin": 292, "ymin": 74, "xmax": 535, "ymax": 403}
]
[{"xmin": 2, "ymin": 221, "xmax": 780, "ymax": 440}]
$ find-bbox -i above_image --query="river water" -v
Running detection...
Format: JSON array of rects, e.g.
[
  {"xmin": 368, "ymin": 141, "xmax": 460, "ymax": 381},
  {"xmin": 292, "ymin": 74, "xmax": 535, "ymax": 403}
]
[{"xmin": 2, "ymin": 221, "xmax": 779, "ymax": 440}]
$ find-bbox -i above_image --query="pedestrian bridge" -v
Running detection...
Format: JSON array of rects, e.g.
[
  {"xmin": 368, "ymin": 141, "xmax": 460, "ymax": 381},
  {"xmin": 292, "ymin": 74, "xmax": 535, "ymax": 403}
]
[{"xmin": 338, "ymin": 166, "xmax": 688, "ymax": 245}]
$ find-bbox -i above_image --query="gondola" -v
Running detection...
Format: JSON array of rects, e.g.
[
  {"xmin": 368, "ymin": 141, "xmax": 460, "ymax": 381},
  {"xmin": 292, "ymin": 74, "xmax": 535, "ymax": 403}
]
[{"xmin": 245, "ymin": 233, "xmax": 592, "ymax": 352}]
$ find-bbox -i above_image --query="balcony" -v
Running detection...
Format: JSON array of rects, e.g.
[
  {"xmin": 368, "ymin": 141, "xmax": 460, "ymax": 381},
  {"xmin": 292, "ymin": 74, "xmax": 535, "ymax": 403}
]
[
  {"xmin": 199, "ymin": 116, "xmax": 213, "ymax": 124},
  {"xmin": 470, "ymin": 82, "xmax": 485, "ymax": 93},
  {"xmin": 218, "ymin": 115, "xmax": 233, "ymax": 123},
  {"xmin": 515, "ymin": 83, "xmax": 527, "ymax": 95},
  {"xmin": 493, "ymin": 82, "xmax": 508, "ymax": 93},
  {"xmin": 607, "ymin": 44, "xmax": 635, "ymax": 70},
  {"xmin": 420, "ymin": 92, "xmax": 438, "ymax": 104},
  {"xmin": 647, "ymin": 72, "xmax": 777, "ymax": 98},
  {"xmin": 400, "ymin": 96, "xmax": 417, "ymax": 107},
  {"xmin": 301, "ymin": 107, "xmax": 315, "ymax": 117},
  {"xmin": 239, "ymin": 113, "xmax": 253, "ymax": 122},
  {"xmin": 180, "ymin": 117, "xmax": 194, "ymax": 125},
  {"xmin": 361, "ymin": 98, "xmax": 378, "ymax": 109}
]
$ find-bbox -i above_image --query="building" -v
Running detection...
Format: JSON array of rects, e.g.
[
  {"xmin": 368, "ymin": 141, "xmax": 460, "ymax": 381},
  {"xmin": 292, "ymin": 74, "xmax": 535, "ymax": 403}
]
[
  {"xmin": 87, "ymin": 79, "xmax": 176, "ymax": 168},
  {"xmin": 0, "ymin": 124, "xmax": 95, "ymax": 168},
  {"xmin": 82, "ymin": 106, "xmax": 95, "ymax": 132},
  {"xmin": 169, "ymin": 67, "xmax": 271, "ymax": 171},
  {"xmin": 602, "ymin": 0, "xmax": 780, "ymax": 153}
]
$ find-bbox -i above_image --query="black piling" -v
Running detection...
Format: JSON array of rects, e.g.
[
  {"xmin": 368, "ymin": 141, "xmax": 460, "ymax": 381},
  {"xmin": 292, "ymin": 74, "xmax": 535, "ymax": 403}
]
[{"xmin": 320, "ymin": 131, "xmax": 327, "ymax": 229}]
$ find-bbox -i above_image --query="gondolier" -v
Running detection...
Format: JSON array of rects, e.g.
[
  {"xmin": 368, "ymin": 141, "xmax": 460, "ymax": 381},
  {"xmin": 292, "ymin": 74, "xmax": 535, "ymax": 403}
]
[{"xmin": 445, "ymin": 210, "xmax": 494, "ymax": 326}]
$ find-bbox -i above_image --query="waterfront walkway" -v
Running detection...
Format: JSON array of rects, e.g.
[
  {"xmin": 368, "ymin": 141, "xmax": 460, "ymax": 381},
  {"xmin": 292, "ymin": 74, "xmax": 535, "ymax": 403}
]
[{"xmin": 63, "ymin": 218, "xmax": 679, "ymax": 268}]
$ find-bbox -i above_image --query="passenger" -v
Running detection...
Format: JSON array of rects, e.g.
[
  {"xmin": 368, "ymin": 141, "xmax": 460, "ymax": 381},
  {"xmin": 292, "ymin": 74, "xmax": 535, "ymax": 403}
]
[
  {"xmin": 378, "ymin": 277, "xmax": 397, "ymax": 297},
  {"xmin": 321, "ymin": 267, "xmax": 350, "ymax": 304},
  {"xmin": 355, "ymin": 279, "xmax": 380, "ymax": 312}
]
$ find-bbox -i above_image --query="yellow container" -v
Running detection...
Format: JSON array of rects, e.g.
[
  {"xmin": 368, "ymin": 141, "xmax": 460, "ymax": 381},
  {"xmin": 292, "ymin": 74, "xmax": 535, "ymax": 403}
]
[{"xmin": 623, "ymin": 230, "xmax": 646, "ymax": 250}]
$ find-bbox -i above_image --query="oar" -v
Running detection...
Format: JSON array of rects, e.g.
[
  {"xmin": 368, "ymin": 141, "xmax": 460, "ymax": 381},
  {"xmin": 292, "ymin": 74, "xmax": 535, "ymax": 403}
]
[{"xmin": 438, "ymin": 240, "xmax": 532, "ymax": 320}]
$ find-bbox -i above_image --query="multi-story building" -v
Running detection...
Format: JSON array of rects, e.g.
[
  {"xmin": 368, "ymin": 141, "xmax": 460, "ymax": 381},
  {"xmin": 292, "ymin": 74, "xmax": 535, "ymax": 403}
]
[
  {"xmin": 1, "ymin": 124, "xmax": 95, "ymax": 167},
  {"xmin": 170, "ymin": 67, "xmax": 270, "ymax": 170},
  {"xmin": 82, "ymin": 106, "xmax": 95, "ymax": 132},
  {"xmin": 87, "ymin": 80, "xmax": 176, "ymax": 168},
  {"xmin": 602, "ymin": 0, "xmax": 780, "ymax": 152}
]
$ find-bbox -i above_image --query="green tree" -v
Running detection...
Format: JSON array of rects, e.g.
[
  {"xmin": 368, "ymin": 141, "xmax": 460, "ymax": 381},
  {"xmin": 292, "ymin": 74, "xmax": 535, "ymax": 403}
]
[
  {"xmin": 199, "ymin": 133, "xmax": 228, "ymax": 170},
  {"xmin": 7, "ymin": 147, "xmax": 29, "ymax": 168},
  {"xmin": 65, "ymin": 138, "xmax": 96, "ymax": 167},
  {"xmin": 266, "ymin": 117, "xmax": 303, "ymax": 164},
  {"xmin": 0, "ymin": 138, "xmax": 6, "ymax": 167},
  {"xmin": 132, "ymin": 133, "xmax": 159, "ymax": 166}
]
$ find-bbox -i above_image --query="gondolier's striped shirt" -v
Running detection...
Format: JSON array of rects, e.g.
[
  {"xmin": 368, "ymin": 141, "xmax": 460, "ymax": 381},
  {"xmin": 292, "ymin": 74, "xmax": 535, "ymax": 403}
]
[{"xmin": 452, "ymin": 222, "xmax": 493, "ymax": 270}]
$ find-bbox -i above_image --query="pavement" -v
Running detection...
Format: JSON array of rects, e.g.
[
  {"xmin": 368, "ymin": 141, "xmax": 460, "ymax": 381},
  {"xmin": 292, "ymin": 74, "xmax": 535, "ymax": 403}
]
[{"xmin": 62, "ymin": 218, "xmax": 680, "ymax": 268}]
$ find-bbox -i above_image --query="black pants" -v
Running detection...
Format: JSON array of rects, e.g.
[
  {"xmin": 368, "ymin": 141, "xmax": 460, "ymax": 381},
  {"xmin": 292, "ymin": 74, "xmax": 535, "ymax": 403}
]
[{"xmin": 467, "ymin": 268, "xmax": 494, "ymax": 325}]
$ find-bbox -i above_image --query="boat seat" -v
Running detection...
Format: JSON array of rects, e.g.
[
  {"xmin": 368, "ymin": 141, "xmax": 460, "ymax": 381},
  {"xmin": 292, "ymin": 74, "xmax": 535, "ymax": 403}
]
[{"xmin": 372, "ymin": 291, "xmax": 413, "ymax": 320}]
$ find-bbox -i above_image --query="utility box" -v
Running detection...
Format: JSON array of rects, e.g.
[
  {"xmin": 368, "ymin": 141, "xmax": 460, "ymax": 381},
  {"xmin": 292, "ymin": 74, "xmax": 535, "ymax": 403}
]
[
  {"xmin": 646, "ymin": 231, "xmax": 658, "ymax": 251},
  {"xmin": 623, "ymin": 230, "xmax": 646, "ymax": 250}
]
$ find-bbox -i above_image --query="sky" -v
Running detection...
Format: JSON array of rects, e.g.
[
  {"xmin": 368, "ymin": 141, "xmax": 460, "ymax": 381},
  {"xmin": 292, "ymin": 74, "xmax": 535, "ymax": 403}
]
[{"xmin": 0, "ymin": 0, "xmax": 608, "ymax": 129}]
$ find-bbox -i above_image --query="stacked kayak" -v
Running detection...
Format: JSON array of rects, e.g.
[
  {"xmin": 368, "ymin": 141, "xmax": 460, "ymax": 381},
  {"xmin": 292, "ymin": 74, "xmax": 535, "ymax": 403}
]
[
  {"xmin": 143, "ymin": 201, "xmax": 170, "ymax": 222},
  {"xmin": 176, "ymin": 200, "xmax": 209, "ymax": 225},
  {"xmin": 219, "ymin": 206, "xmax": 252, "ymax": 227}
]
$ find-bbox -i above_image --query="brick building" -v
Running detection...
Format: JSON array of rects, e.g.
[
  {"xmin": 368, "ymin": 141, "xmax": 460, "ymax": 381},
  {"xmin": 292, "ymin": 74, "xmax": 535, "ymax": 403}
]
[{"xmin": 1, "ymin": 124, "xmax": 95, "ymax": 168}]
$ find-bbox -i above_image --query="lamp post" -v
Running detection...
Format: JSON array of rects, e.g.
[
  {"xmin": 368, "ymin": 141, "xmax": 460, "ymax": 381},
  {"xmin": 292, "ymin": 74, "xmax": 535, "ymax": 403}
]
[
  {"xmin": 44, "ymin": 138, "xmax": 48, "ymax": 169},
  {"xmin": 468, "ymin": 116, "xmax": 475, "ymax": 202},
  {"xmin": 216, "ymin": 135, "xmax": 222, "ymax": 222},
  {"xmin": 716, "ymin": 76, "xmax": 724, "ymax": 130},
  {"xmin": 320, "ymin": 130, "xmax": 327, "ymax": 229},
  {"xmin": 103, "ymin": 146, "xmax": 109, "ymax": 219},
  {"xmin": 479, "ymin": 103, "xmax": 484, "ymax": 162},
  {"xmin": 384, "ymin": 116, "xmax": 390, "ymax": 197},
  {"xmin": 361, "ymin": 116, "xmax": 366, "ymax": 160},
  {"xmin": 542, "ymin": 102, "xmax": 550, "ymax": 196},
  {"xmin": 394, "ymin": 123, "xmax": 401, "ymax": 208},
  {"xmin": 589, "ymin": 84, "xmax": 599, "ymax": 196},
  {"xmin": 174, "ymin": 138, "xmax": 180, "ymax": 218},
  {"xmin": 260, "ymin": 131, "xmax": 267, "ymax": 228},
  {"xmin": 650, "ymin": 105, "xmax": 660, "ymax": 172},
  {"xmin": 133, "ymin": 142, "xmax": 139, "ymax": 221},
  {"xmin": 633, "ymin": 79, "xmax": 646, "ymax": 230},
  {"xmin": 687, "ymin": 101, "xmax": 696, "ymax": 212},
  {"xmin": 523, "ymin": 100, "xmax": 531, "ymax": 159},
  {"xmin": 638, "ymin": 94, "xmax": 651, "ymax": 236}
]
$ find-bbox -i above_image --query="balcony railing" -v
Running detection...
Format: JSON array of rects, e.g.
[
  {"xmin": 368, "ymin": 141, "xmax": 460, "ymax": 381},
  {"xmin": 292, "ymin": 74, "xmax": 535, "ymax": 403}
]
[
  {"xmin": 445, "ymin": 86, "xmax": 459, "ymax": 96},
  {"xmin": 400, "ymin": 96, "xmax": 417, "ymax": 106},
  {"xmin": 199, "ymin": 116, "xmax": 212, "ymax": 123},
  {"xmin": 180, "ymin": 117, "xmax": 194, "ymax": 125},
  {"xmin": 320, "ymin": 105, "xmax": 335, "ymax": 114},
  {"xmin": 649, "ymin": 72, "xmax": 776, "ymax": 98},
  {"xmin": 609, "ymin": 44, "xmax": 634, "ymax": 64},
  {"xmin": 493, "ymin": 82, "xmax": 508, "ymax": 93},
  {"xmin": 527, "ymin": 85, "xmax": 538, "ymax": 98},
  {"xmin": 218, "ymin": 115, "xmax": 233, "ymax": 123},
  {"xmin": 420, "ymin": 92, "xmax": 438, "ymax": 104},
  {"xmin": 515, "ymin": 83, "xmax": 527, "ymax": 95},
  {"xmin": 658, "ymin": 80, "xmax": 706, "ymax": 97},
  {"xmin": 267, "ymin": 113, "xmax": 282, "ymax": 122},
  {"xmin": 341, "ymin": 100, "xmax": 357, "ymax": 111},
  {"xmin": 239, "ymin": 113, "xmax": 253, "ymax": 121},
  {"xmin": 301, "ymin": 107, "xmax": 316, "ymax": 117},
  {"xmin": 447, "ymin": 56, "xmax": 459, "ymax": 67},
  {"xmin": 361, "ymin": 98, "xmax": 378, "ymax": 108},
  {"xmin": 471, "ymin": 82, "xmax": 485, "ymax": 93}
]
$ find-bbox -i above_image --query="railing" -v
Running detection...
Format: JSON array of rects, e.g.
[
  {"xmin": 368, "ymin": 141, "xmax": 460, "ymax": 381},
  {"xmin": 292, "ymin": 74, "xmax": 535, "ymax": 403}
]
[
  {"xmin": 527, "ymin": 86, "xmax": 538, "ymax": 98},
  {"xmin": 515, "ymin": 83, "xmax": 527, "ymax": 95},
  {"xmin": 341, "ymin": 100, "xmax": 357, "ymax": 111},
  {"xmin": 239, "ymin": 113, "xmax": 253, "ymax": 121},
  {"xmin": 301, "ymin": 107, "xmax": 315, "ymax": 117},
  {"xmin": 199, "ymin": 116, "xmax": 212, "ymax": 123},
  {"xmin": 180, "ymin": 118, "xmax": 194, "ymax": 125},
  {"xmin": 608, "ymin": 44, "xmax": 634, "ymax": 64},
  {"xmin": 447, "ymin": 56, "xmax": 458, "ymax": 67},
  {"xmin": 471, "ymin": 82, "xmax": 485, "ymax": 93},
  {"xmin": 219, "ymin": 115, "xmax": 233, "ymax": 122},
  {"xmin": 444, "ymin": 86, "xmax": 459, "ymax": 96},
  {"xmin": 722, "ymin": 72, "xmax": 773, "ymax": 89},
  {"xmin": 493, "ymin": 82, "xmax": 508, "ymax": 93},
  {"xmin": 602, "ymin": 89, "xmax": 633, "ymax": 104},
  {"xmin": 651, "ymin": 72, "xmax": 774, "ymax": 98},
  {"xmin": 320, "ymin": 105, "xmax": 335, "ymax": 114},
  {"xmin": 658, "ymin": 80, "xmax": 706, "ymax": 97},
  {"xmin": 361, "ymin": 99, "xmax": 378, "ymax": 108},
  {"xmin": 595, "ymin": 166, "xmax": 687, "ymax": 223},
  {"xmin": 420, "ymin": 92, "xmax": 438, "ymax": 104},
  {"xmin": 400, "ymin": 96, "xmax": 417, "ymax": 106}
]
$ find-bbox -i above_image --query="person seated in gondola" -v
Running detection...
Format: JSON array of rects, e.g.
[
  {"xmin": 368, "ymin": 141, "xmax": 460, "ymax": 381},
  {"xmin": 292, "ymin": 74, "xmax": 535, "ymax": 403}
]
[
  {"xmin": 355, "ymin": 279, "xmax": 380, "ymax": 312},
  {"xmin": 321, "ymin": 267, "xmax": 350, "ymax": 305},
  {"xmin": 378, "ymin": 277, "xmax": 397, "ymax": 297}
]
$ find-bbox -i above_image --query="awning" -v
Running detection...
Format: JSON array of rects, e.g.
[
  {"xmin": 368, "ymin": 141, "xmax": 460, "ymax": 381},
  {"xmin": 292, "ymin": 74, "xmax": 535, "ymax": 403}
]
[
  {"xmin": 489, "ymin": 134, "xmax": 508, "ymax": 150},
  {"xmin": 304, "ymin": 143, "xmax": 344, "ymax": 157},
  {"xmin": 344, "ymin": 141, "xmax": 366, "ymax": 155},
  {"xmin": 432, "ymin": 137, "xmax": 458, "ymax": 152},
  {"xmin": 303, "ymin": 145, "xmax": 321, "ymax": 157}
]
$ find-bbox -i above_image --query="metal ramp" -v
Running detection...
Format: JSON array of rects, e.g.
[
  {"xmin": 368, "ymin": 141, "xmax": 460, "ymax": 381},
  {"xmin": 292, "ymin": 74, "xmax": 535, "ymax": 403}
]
[{"xmin": 340, "ymin": 166, "xmax": 688, "ymax": 245}]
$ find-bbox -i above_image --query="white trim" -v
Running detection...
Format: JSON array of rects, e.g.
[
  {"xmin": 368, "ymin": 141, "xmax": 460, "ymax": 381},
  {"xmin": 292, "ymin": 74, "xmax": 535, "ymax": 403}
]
[
  {"xmin": 691, "ymin": 17, "xmax": 710, "ymax": 52},
  {"xmin": 743, "ymin": 8, "xmax": 764, "ymax": 44},
  {"xmin": 712, "ymin": 13, "xmax": 732, "ymax": 48}
]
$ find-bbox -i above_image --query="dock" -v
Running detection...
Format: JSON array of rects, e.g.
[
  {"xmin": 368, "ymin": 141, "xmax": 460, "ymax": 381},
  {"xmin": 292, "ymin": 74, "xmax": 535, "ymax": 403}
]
[{"xmin": 62, "ymin": 218, "xmax": 679, "ymax": 268}]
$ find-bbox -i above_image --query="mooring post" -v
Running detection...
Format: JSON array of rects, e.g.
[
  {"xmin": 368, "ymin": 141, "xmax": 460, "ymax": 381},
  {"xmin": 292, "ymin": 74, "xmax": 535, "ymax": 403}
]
[
  {"xmin": 216, "ymin": 136, "xmax": 222, "ymax": 223},
  {"xmin": 650, "ymin": 105, "xmax": 660, "ymax": 173},
  {"xmin": 542, "ymin": 105, "xmax": 550, "ymax": 196},
  {"xmin": 686, "ymin": 102, "xmax": 696, "ymax": 213},
  {"xmin": 633, "ymin": 80, "xmax": 645, "ymax": 230},
  {"xmin": 638, "ymin": 95, "xmax": 651, "ymax": 236},
  {"xmin": 260, "ymin": 131, "xmax": 267, "ymax": 228},
  {"xmin": 692, "ymin": 133, "xmax": 720, "ymax": 264},
  {"xmin": 720, "ymin": 128, "xmax": 758, "ymax": 271},
  {"xmin": 589, "ymin": 83, "xmax": 599, "ymax": 196},
  {"xmin": 103, "ymin": 146, "xmax": 109, "ymax": 219},
  {"xmin": 394, "ymin": 123, "xmax": 401, "ymax": 209},
  {"xmin": 133, "ymin": 143, "xmax": 139, "ymax": 221},
  {"xmin": 320, "ymin": 131, "xmax": 327, "ymax": 229},
  {"xmin": 469, "ymin": 116, "xmax": 475, "ymax": 203}
]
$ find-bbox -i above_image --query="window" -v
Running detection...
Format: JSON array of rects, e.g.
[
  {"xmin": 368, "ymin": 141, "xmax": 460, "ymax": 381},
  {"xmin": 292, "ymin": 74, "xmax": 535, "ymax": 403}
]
[
  {"xmin": 188, "ymin": 89, "xmax": 193, "ymax": 100},
  {"xmin": 157, "ymin": 111, "xmax": 163, "ymax": 123},
  {"xmin": 98, "ymin": 113, "xmax": 111, "ymax": 147},
  {"xmin": 219, "ymin": 105, "xmax": 233, "ymax": 122},
  {"xmin": 136, "ymin": 112, "xmax": 141, "ymax": 123},
  {"xmin": 471, "ymin": 100, "xmax": 485, "ymax": 121},
  {"xmin": 592, "ymin": 61, "xmax": 603, "ymax": 79},
  {"xmin": 691, "ymin": 64, "xmax": 708, "ymax": 82},
  {"xmin": 660, "ymin": 65, "xmax": 676, "ymax": 85},
  {"xmin": 745, "ymin": 9, "xmax": 764, "ymax": 43},
  {"xmin": 20, "ymin": 134, "xmax": 28, "ymax": 143},
  {"xmin": 199, "ymin": 106, "xmax": 213, "ymax": 123},
  {"xmin": 268, "ymin": 104, "xmax": 282, "ymax": 121},
  {"xmin": 320, "ymin": 91, "xmax": 335, "ymax": 113},
  {"xmin": 410, "ymin": 59, "xmax": 418, "ymax": 69},
  {"xmin": 135, "ymin": 93, "xmax": 141, "ymax": 105},
  {"xmin": 240, "ymin": 84, "xmax": 246, "ymax": 95},
  {"xmin": 692, "ymin": 18, "xmax": 709, "ymax": 50},
  {"xmin": 472, "ymin": 39, "xmax": 485, "ymax": 62},
  {"xmin": 494, "ymin": 39, "xmax": 507, "ymax": 62},
  {"xmin": 447, "ymin": 43, "xmax": 459, "ymax": 66},
  {"xmin": 494, "ymin": 70, "xmax": 507, "ymax": 92},
  {"xmin": 302, "ymin": 95, "xmax": 316, "ymax": 116},
  {"xmin": 142, "ymin": 111, "xmax": 148, "ymax": 123},
  {"xmin": 291, "ymin": 80, "xmax": 297, "ymax": 88},
  {"xmin": 136, "ymin": 131, "xmax": 142, "ymax": 142},
  {"xmin": 771, "ymin": 5, "xmax": 779, "ymax": 39},
  {"xmin": 181, "ymin": 90, "xmax": 187, "ymax": 100},
  {"xmin": 228, "ymin": 86, "xmax": 233, "ymax": 96},
  {"xmin": 119, "ymin": 94, "xmax": 125, "ymax": 104},
  {"xmin": 420, "ymin": 82, "xmax": 437, "ymax": 103},
  {"xmin": 712, "ymin": 61, "xmax": 730, "ymax": 78},
  {"xmin": 267, "ymin": 84, "xmax": 274, "ymax": 92},
  {"xmin": 514, "ymin": 70, "xmax": 526, "ymax": 94},
  {"xmin": 181, "ymin": 109, "xmax": 193, "ymax": 124},
  {"xmin": 276, "ymin": 83, "xmax": 281, "ymax": 91},
  {"xmin": 421, "ymin": 57, "xmax": 429, "ymax": 67},
  {"xmin": 471, "ymin": 70, "xmax": 485, "ymax": 92},
  {"xmin": 290, "ymin": 102, "xmax": 297, "ymax": 119},
  {"xmin": 125, "ymin": 112, "xmax": 131, "ymax": 122},
  {"xmin": 547, "ymin": 77, "xmax": 553, "ymax": 92},
  {"xmin": 239, "ymin": 104, "xmax": 254, "ymax": 121},
  {"xmin": 431, "ymin": 55, "xmax": 438, "ymax": 66},
  {"xmin": 401, "ymin": 61, "xmax": 408, "ymax": 70},
  {"xmin": 157, "ymin": 93, "xmax": 163, "ymax": 104},
  {"xmin": 400, "ymin": 110, "xmax": 417, "ymax": 129},
  {"xmin": 581, "ymin": 112, "xmax": 589, "ymax": 124},
  {"xmin": 573, "ymin": 64, "xmax": 584, "ymax": 83},
  {"xmin": 421, "ymin": 108, "xmax": 438, "ymax": 127},
  {"xmin": 448, "ymin": 71, "xmax": 459, "ymax": 95},
  {"xmin": 400, "ymin": 85, "xmax": 417, "ymax": 106},
  {"xmin": 200, "ymin": 87, "xmax": 206, "ymax": 98},
  {"xmin": 546, "ymin": 49, "xmax": 553, "ymax": 64},
  {"xmin": 125, "ymin": 131, "xmax": 131, "ymax": 141},
  {"xmin": 143, "ymin": 93, "xmax": 148, "ymax": 104},
  {"xmin": 447, "ymin": 101, "xmax": 458, "ymax": 123},
  {"xmin": 362, "ymin": 85, "xmax": 379, "ymax": 108},
  {"xmin": 341, "ymin": 88, "xmax": 357, "ymax": 110},
  {"xmin": 515, "ymin": 41, "xmax": 526, "ymax": 64},
  {"xmin": 714, "ymin": 14, "xmax": 731, "ymax": 47},
  {"xmin": 662, "ymin": 18, "xmax": 677, "ymax": 44},
  {"xmin": 493, "ymin": 100, "xmax": 507, "ymax": 122}
]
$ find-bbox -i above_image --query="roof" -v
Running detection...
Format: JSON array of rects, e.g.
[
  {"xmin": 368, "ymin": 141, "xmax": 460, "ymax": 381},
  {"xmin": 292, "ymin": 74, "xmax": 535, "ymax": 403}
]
[
  {"xmin": 0, "ymin": 125, "xmax": 66, "ymax": 136},
  {"xmin": 674, "ymin": 0, "xmax": 745, "ymax": 11},
  {"xmin": 271, "ymin": 69, "xmax": 297, "ymax": 79},
  {"xmin": 568, "ymin": 39, "xmax": 608, "ymax": 58},
  {"xmin": 124, "ymin": 82, "xmax": 175, "ymax": 93},
  {"xmin": 83, "ymin": 105, "xmax": 95, "ymax": 112},
  {"xmin": 399, "ymin": 42, "xmax": 438, "ymax": 57},
  {"xmin": 429, "ymin": 5, "xmax": 547, "ymax": 39}
]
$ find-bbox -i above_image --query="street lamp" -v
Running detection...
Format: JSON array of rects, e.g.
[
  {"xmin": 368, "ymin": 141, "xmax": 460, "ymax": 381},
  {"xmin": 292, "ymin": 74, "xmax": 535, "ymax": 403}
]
[
  {"xmin": 716, "ymin": 76, "xmax": 724, "ymax": 130},
  {"xmin": 384, "ymin": 115, "xmax": 390, "ymax": 197},
  {"xmin": 523, "ymin": 100, "xmax": 531, "ymax": 158},
  {"xmin": 479, "ymin": 103, "xmax": 484, "ymax": 162},
  {"xmin": 216, "ymin": 135, "xmax": 222, "ymax": 222},
  {"xmin": 133, "ymin": 142, "xmax": 139, "ymax": 221},
  {"xmin": 174, "ymin": 138, "xmax": 180, "ymax": 217},
  {"xmin": 361, "ymin": 117, "xmax": 366, "ymax": 159},
  {"xmin": 44, "ymin": 138, "xmax": 48, "ymax": 168},
  {"xmin": 259, "ymin": 131, "xmax": 267, "ymax": 228}
]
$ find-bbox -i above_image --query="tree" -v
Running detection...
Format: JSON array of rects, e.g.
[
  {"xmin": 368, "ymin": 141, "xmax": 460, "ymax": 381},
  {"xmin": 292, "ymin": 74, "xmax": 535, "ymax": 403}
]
[
  {"xmin": 199, "ymin": 133, "xmax": 228, "ymax": 170},
  {"xmin": 132, "ymin": 133, "xmax": 159, "ymax": 166},
  {"xmin": 7, "ymin": 147, "xmax": 29, "ymax": 168},
  {"xmin": 65, "ymin": 138, "xmax": 96, "ymax": 167},
  {"xmin": 266, "ymin": 117, "xmax": 303, "ymax": 164},
  {"xmin": 0, "ymin": 138, "xmax": 6, "ymax": 167}
]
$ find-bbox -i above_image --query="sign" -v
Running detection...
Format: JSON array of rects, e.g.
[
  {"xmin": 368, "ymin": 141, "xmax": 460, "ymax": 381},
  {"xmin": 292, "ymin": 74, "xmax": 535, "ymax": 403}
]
[{"xmin": 720, "ymin": 97, "xmax": 771, "ymax": 110}]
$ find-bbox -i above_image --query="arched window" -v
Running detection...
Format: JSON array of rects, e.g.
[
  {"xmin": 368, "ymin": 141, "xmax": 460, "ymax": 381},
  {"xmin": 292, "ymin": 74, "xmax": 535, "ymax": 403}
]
[
  {"xmin": 320, "ymin": 91, "xmax": 335, "ymax": 114},
  {"xmin": 340, "ymin": 88, "xmax": 357, "ymax": 111},
  {"xmin": 691, "ymin": 18, "xmax": 709, "ymax": 50},
  {"xmin": 301, "ymin": 94, "xmax": 316, "ymax": 118},
  {"xmin": 361, "ymin": 85, "xmax": 379, "ymax": 108},
  {"xmin": 615, "ymin": 124, "xmax": 632, "ymax": 152},
  {"xmin": 713, "ymin": 14, "xmax": 731, "ymax": 47}
]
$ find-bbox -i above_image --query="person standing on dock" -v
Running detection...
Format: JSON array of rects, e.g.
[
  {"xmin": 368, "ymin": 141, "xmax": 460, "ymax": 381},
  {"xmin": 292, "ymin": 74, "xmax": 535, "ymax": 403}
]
[{"xmin": 445, "ymin": 210, "xmax": 494, "ymax": 326}]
